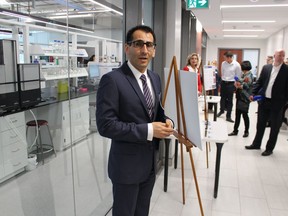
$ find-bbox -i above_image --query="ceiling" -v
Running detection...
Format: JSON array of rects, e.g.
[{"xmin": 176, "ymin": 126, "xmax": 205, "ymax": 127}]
[
  {"xmin": 191, "ymin": 0, "xmax": 288, "ymax": 40},
  {"xmin": 0, "ymin": 0, "xmax": 123, "ymax": 31},
  {"xmin": 1, "ymin": 0, "xmax": 288, "ymax": 40}
]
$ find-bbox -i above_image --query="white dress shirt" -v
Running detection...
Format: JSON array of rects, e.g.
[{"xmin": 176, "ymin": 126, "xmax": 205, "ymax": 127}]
[
  {"xmin": 265, "ymin": 63, "xmax": 282, "ymax": 98},
  {"xmin": 127, "ymin": 61, "xmax": 154, "ymax": 141},
  {"xmin": 221, "ymin": 60, "xmax": 242, "ymax": 81}
]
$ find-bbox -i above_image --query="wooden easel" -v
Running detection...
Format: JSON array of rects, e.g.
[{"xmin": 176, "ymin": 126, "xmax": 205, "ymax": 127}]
[{"xmin": 162, "ymin": 56, "xmax": 204, "ymax": 216}]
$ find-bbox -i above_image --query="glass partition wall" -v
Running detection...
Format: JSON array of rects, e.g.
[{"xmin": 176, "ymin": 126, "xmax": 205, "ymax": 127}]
[{"xmin": 0, "ymin": 1, "xmax": 123, "ymax": 215}]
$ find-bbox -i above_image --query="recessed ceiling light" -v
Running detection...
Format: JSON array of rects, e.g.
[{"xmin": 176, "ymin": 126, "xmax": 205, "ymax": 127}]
[
  {"xmin": 221, "ymin": 4, "xmax": 288, "ymax": 9},
  {"xmin": 250, "ymin": 0, "xmax": 259, "ymax": 2},
  {"xmin": 48, "ymin": 14, "xmax": 92, "ymax": 19},
  {"xmin": 223, "ymin": 29, "xmax": 264, "ymax": 32},
  {"xmin": 222, "ymin": 20, "xmax": 275, "ymax": 23},
  {"xmin": 223, "ymin": 35, "xmax": 258, "ymax": 38}
]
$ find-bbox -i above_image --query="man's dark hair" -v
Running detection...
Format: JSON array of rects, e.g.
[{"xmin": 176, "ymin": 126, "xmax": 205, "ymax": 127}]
[
  {"xmin": 126, "ymin": 25, "xmax": 156, "ymax": 44},
  {"xmin": 241, "ymin": 60, "xmax": 252, "ymax": 71},
  {"xmin": 224, "ymin": 51, "xmax": 233, "ymax": 57}
]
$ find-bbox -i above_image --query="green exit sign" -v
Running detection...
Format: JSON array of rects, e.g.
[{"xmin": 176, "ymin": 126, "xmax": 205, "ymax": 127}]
[{"xmin": 186, "ymin": 0, "xmax": 209, "ymax": 9}]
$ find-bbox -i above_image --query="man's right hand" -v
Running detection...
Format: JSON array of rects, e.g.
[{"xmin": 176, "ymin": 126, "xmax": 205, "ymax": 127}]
[{"xmin": 152, "ymin": 122, "xmax": 174, "ymax": 139}]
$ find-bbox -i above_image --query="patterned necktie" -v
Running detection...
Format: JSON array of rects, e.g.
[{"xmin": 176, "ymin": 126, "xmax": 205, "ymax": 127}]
[{"xmin": 140, "ymin": 74, "xmax": 154, "ymax": 119}]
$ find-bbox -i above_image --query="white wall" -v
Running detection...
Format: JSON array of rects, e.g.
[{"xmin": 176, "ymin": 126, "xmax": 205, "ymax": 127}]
[
  {"xmin": 206, "ymin": 38, "xmax": 267, "ymax": 68},
  {"xmin": 204, "ymin": 25, "xmax": 288, "ymax": 76},
  {"xmin": 284, "ymin": 26, "xmax": 288, "ymax": 52},
  {"xmin": 266, "ymin": 29, "xmax": 284, "ymax": 56},
  {"xmin": 165, "ymin": 0, "xmax": 182, "ymax": 68}
]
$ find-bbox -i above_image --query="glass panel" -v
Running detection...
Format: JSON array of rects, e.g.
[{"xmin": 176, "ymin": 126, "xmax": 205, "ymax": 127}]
[{"xmin": 0, "ymin": 0, "xmax": 123, "ymax": 215}]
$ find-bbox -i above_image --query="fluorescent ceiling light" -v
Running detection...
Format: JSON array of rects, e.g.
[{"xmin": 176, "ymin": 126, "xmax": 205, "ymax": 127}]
[
  {"xmin": 0, "ymin": 0, "xmax": 10, "ymax": 5},
  {"xmin": 49, "ymin": 14, "xmax": 92, "ymax": 19},
  {"xmin": 0, "ymin": 11, "xmax": 33, "ymax": 20},
  {"xmin": 224, "ymin": 35, "xmax": 258, "ymax": 38},
  {"xmin": 0, "ymin": 9, "xmax": 94, "ymax": 33},
  {"xmin": 222, "ymin": 20, "xmax": 275, "ymax": 23},
  {"xmin": 223, "ymin": 29, "xmax": 264, "ymax": 32},
  {"xmin": 221, "ymin": 4, "xmax": 288, "ymax": 9},
  {"xmin": 78, "ymin": 9, "xmax": 111, "ymax": 14},
  {"xmin": 87, "ymin": 0, "xmax": 123, "ymax": 15}
]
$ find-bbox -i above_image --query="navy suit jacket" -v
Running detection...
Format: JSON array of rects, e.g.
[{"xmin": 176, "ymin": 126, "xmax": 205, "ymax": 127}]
[
  {"xmin": 96, "ymin": 62, "xmax": 168, "ymax": 184},
  {"xmin": 253, "ymin": 63, "xmax": 288, "ymax": 110}
]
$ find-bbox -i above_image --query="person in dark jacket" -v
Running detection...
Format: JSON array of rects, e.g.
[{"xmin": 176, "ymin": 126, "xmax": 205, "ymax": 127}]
[
  {"xmin": 245, "ymin": 49, "xmax": 288, "ymax": 156},
  {"xmin": 228, "ymin": 61, "xmax": 253, "ymax": 137},
  {"xmin": 96, "ymin": 25, "xmax": 173, "ymax": 216}
]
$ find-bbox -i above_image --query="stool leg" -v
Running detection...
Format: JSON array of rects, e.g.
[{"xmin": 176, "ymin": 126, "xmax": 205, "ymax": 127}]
[
  {"xmin": 46, "ymin": 125, "xmax": 57, "ymax": 157},
  {"xmin": 26, "ymin": 126, "xmax": 29, "ymax": 152},
  {"xmin": 38, "ymin": 126, "xmax": 45, "ymax": 165},
  {"xmin": 34, "ymin": 126, "xmax": 40, "ymax": 155}
]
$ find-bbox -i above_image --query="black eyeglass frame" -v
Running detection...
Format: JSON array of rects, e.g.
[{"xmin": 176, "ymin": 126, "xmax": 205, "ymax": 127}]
[{"xmin": 127, "ymin": 40, "xmax": 156, "ymax": 50}]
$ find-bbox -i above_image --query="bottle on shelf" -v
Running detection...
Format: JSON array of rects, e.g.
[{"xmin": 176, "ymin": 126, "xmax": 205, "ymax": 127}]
[
  {"xmin": 61, "ymin": 41, "xmax": 65, "ymax": 53},
  {"xmin": 55, "ymin": 57, "xmax": 59, "ymax": 65},
  {"xmin": 53, "ymin": 40, "xmax": 58, "ymax": 53}
]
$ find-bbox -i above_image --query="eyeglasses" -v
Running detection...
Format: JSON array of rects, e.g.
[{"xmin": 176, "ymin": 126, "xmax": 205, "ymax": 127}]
[{"xmin": 127, "ymin": 40, "xmax": 156, "ymax": 51}]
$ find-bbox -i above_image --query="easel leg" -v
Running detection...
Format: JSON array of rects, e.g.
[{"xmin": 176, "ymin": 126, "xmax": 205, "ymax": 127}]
[
  {"xmin": 188, "ymin": 148, "xmax": 204, "ymax": 216},
  {"xmin": 214, "ymin": 142, "xmax": 224, "ymax": 198},
  {"xmin": 180, "ymin": 142, "xmax": 186, "ymax": 204}
]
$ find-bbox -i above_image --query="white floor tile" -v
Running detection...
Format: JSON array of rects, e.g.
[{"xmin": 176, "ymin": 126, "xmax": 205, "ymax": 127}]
[
  {"xmin": 2, "ymin": 100, "xmax": 288, "ymax": 216},
  {"xmin": 240, "ymin": 197, "xmax": 270, "ymax": 216}
]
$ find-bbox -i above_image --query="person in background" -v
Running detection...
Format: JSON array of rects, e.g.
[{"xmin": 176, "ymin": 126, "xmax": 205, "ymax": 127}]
[
  {"xmin": 88, "ymin": 54, "xmax": 96, "ymax": 62},
  {"xmin": 207, "ymin": 60, "xmax": 220, "ymax": 112},
  {"xmin": 228, "ymin": 61, "xmax": 253, "ymax": 138},
  {"xmin": 96, "ymin": 25, "xmax": 173, "ymax": 216},
  {"xmin": 285, "ymin": 57, "xmax": 288, "ymax": 65},
  {"xmin": 266, "ymin": 55, "xmax": 274, "ymax": 64},
  {"xmin": 211, "ymin": 60, "xmax": 221, "ymax": 96},
  {"xmin": 252, "ymin": 65, "xmax": 258, "ymax": 83},
  {"xmin": 217, "ymin": 51, "xmax": 242, "ymax": 122},
  {"xmin": 183, "ymin": 53, "xmax": 202, "ymax": 95},
  {"xmin": 245, "ymin": 49, "xmax": 288, "ymax": 156}
]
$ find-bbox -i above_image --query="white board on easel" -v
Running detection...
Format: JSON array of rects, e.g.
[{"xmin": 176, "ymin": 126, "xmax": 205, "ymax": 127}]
[{"xmin": 164, "ymin": 68, "xmax": 202, "ymax": 150}]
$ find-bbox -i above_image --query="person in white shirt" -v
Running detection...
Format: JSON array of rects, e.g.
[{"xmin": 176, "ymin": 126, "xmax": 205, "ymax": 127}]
[{"xmin": 217, "ymin": 51, "xmax": 242, "ymax": 122}]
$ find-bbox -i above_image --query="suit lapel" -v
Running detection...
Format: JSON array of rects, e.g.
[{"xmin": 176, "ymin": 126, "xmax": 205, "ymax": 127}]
[
  {"xmin": 121, "ymin": 63, "xmax": 151, "ymax": 119},
  {"xmin": 264, "ymin": 64, "xmax": 273, "ymax": 90}
]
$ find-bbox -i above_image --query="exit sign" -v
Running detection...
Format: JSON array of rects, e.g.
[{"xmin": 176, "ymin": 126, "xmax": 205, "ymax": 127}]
[{"xmin": 186, "ymin": 0, "xmax": 209, "ymax": 9}]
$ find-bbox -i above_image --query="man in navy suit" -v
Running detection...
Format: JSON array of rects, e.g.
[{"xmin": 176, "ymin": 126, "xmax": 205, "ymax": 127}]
[
  {"xmin": 245, "ymin": 49, "xmax": 288, "ymax": 156},
  {"xmin": 96, "ymin": 25, "xmax": 173, "ymax": 216}
]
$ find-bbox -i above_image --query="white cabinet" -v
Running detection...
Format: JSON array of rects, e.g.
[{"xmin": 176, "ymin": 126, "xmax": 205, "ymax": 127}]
[
  {"xmin": 0, "ymin": 112, "xmax": 28, "ymax": 183},
  {"xmin": 35, "ymin": 96, "xmax": 89, "ymax": 151}
]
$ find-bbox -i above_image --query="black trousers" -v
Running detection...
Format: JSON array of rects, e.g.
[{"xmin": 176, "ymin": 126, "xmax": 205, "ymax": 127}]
[
  {"xmin": 233, "ymin": 108, "xmax": 249, "ymax": 133},
  {"xmin": 112, "ymin": 168, "xmax": 155, "ymax": 216},
  {"xmin": 252, "ymin": 99, "xmax": 283, "ymax": 151},
  {"xmin": 220, "ymin": 81, "xmax": 235, "ymax": 118}
]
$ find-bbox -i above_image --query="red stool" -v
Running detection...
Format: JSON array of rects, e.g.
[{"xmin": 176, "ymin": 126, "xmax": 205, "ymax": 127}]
[{"xmin": 26, "ymin": 120, "xmax": 56, "ymax": 165}]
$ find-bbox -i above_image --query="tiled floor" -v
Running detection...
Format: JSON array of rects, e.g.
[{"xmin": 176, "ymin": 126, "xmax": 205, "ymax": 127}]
[
  {"xmin": 1, "ymin": 100, "xmax": 287, "ymax": 216},
  {"xmin": 107, "ymin": 100, "xmax": 288, "ymax": 216},
  {"xmin": 144, "ymin": 101, "xmax": 288, "ymax": 216}
]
